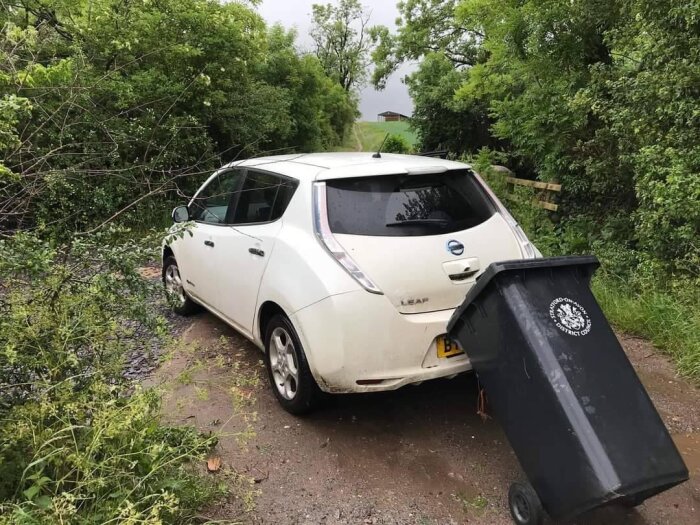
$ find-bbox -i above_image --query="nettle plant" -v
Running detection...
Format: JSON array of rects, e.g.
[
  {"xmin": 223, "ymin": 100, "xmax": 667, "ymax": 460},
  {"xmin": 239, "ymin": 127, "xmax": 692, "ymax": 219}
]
[{"xmin": 0, "ymin": 227, "xmax": 218, "ymax": 524}]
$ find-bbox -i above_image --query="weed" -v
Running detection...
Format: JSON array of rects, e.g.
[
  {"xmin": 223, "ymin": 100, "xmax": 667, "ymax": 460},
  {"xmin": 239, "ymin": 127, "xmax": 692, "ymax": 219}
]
[
  {"xmin": 195, "ymin": 385, "xmax": 211, "ymax": 401},
  {"xmin": 0, "ymin": 232, "xmax": 226, "ymax": 523},
  {"xmin": 453, "ymin": 492, "xmax": 489, "ymax": 513}
]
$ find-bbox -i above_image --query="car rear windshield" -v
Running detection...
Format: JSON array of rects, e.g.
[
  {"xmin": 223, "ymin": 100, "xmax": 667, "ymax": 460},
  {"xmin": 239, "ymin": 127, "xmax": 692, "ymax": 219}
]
[{"xmin": 326, "ymin": 170, "xmax": 495, "ymax": 236}]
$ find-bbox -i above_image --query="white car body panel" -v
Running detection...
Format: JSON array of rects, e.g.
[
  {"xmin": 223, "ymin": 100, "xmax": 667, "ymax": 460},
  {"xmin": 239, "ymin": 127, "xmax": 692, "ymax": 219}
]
[
  {"xmin": 166, "ymin": 153, "xmax": 537, "ymax": 393},
  {"xmin": 204, "ymin": 220, "xmax": 282, "ymax": 338},
  {"xmin": 333, "ymin": 213, "xmax": 522, "ymax": 314}
]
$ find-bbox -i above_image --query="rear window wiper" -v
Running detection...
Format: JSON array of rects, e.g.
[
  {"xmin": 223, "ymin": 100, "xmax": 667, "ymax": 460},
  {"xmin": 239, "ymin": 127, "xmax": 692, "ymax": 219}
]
[{"xmin": 385, "ymin": 218, "xmax": 450, "ymax": 227}]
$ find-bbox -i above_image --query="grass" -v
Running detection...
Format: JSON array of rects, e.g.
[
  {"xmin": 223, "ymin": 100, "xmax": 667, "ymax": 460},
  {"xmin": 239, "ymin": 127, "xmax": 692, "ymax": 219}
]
[
  {"xmin": 365, "ymin": 120, "xmax": 418, "ymax": 146},
  {"xmin": 592, "ymin": 277, "xmax": 700, "ymax": 382},
  {"xmin": 338, "ymin": 121, "xmax": 418, "ymax": 152}
]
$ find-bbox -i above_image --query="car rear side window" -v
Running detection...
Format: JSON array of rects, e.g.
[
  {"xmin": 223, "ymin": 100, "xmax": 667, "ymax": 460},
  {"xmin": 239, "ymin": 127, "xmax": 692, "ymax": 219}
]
[
  {"xmin": 326, "ymin": 170, "xmax": 494, "ymax": 236},
  {"xmin": 232, "ymin": 170, "xmax": 298, "ymax": 225}
]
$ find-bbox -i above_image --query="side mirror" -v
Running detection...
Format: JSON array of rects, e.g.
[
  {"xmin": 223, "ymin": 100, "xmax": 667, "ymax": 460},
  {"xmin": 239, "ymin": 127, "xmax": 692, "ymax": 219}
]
[{"xmin": 172, "ymin": 205, "xmax": 190, "ymax": 223}]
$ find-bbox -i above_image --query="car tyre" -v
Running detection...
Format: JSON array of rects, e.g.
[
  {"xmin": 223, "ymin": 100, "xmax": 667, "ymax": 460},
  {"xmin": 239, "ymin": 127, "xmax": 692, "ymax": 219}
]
[
  {"xmin": 508, "ymin": 482, "xmax": 544, "ymax": 525},
  {"xmin": 264, "ymin": 314, "xmax": 323, "ymax": 415},
  {"xmin": 162, "ymin": 256, "xmax": 200, "ymax": 316}
]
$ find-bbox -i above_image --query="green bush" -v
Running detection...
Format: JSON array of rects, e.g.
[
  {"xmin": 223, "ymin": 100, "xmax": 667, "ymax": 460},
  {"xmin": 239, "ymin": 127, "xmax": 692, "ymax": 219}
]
[
  {"xmin": 0, "ymin": 230, "xmax": 222, "ymax": 523},
  {"xmin": 382, "ymin": 134, "xmax": 411, "ymax": 154}
]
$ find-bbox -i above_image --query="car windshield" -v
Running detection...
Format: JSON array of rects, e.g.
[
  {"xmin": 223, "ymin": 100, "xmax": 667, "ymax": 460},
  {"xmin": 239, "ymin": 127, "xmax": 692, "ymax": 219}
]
[{"xmin": 326, "ymin": 170, "xmax": 494, "ymax": 236}]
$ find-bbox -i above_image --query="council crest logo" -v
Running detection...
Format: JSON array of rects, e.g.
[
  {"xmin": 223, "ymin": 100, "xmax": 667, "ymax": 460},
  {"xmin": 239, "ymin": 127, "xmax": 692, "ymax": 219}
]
[{"xmin": 549, "ymin": 297, "xmax": 591, "ymax": 336}]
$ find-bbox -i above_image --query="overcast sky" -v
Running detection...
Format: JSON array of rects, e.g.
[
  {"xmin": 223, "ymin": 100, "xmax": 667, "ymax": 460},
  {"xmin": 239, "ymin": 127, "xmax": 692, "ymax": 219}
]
[{"xmin": 256, "ymin": 0, "xmax": 415, "ymax": 121}]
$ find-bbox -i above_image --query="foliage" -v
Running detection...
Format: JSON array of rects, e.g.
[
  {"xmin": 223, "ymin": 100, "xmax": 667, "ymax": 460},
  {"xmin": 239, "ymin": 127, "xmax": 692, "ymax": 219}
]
[
  {"xmin": 382, "ymin": 134, "xmax": 411, "ymax": 154},
  {"xmin": 460, "ymin": 0, "xmax": 699, "ymax": 275},
  {"xmin": 0, "ymin": 0, "xmax": 356, "ymax": 234},
  {"xmin": 259, "ymin": 24, "xmax": 357, "ymax": 151},
  {"xmin": 311, "ymin": 0, "xmax": 374, "ymax": 93},
  {"xmin": 404, "ymin": 53, "xmax": 497, "ymax": 155},
  {"xmin": 0, "ymin": 229, "xmax": 223, "ymax": 522},
  {"xmin": 370, "ymin": 0, "xmax": 482, "ymax": 89}
]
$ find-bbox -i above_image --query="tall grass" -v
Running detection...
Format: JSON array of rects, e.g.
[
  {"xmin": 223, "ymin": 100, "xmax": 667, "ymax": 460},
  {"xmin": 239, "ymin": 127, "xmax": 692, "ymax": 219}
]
[{"xmin": 592, "ymin": 277, "xmax": 700, "ymax": 381}]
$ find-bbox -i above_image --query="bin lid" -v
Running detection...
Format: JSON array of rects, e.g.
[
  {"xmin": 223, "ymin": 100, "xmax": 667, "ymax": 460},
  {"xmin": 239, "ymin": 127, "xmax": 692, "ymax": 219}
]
[{"xmin": 447, "ymin": 255, "xmax": 599, "ymax": 332}]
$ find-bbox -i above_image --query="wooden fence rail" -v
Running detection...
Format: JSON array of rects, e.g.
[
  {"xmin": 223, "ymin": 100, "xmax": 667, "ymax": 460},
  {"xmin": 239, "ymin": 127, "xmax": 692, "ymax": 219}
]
[{"xmin": 493, "ymin": 166, "xmax": 562, "ymax": 212}]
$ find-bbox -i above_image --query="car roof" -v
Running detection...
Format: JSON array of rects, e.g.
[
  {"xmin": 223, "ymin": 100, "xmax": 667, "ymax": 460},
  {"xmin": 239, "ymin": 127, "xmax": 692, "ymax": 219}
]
[{"xmin": 225, "ymin": 153, "xmax": 471, "ymax": 181}]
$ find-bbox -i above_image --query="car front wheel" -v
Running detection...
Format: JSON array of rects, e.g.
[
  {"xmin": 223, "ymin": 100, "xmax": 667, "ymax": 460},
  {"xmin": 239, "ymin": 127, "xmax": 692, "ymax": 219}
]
[
  {"xmin": 264, "ymin": 314, "xmax": 322, "ymax": 415},
  {"xmin": 162, "ymin": 256, "xmax": 200, "ymax": 316}
]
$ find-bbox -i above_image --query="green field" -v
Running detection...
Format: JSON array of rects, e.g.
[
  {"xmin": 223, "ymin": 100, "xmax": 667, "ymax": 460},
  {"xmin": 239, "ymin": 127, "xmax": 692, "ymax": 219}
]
[{"xmin": 339, "ymin": 121, "xmax": 418, "ymax": 152}]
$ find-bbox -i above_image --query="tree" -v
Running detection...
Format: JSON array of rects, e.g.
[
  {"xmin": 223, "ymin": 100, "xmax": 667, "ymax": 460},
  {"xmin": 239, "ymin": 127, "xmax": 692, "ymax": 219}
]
[
  {"xmin": 370, "ymin": 0, "xmax": 483, "ymax": 89},
  {"xmin": 370, "ymin": 1, "xmax": 497, "ymax": 155},
  {"xmin": 405, "ymin": 52, "xmax": 497, "ymax": 155},
  {"xmin": 259, "ymin": 25, "xmax": 356, "ymax": 151},
  {"xmin": 0, "ymin": 0, "xmax": 355, "ymax": 234},
  {"xmin": 310, "ymin": 0, "xmax": 373, "ymax": 93}
]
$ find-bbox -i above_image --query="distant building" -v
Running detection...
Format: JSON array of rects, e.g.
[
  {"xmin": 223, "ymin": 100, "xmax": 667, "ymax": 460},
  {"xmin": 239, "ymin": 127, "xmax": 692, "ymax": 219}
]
[{"xmin": 377, "ymin": 111, "xmax": 410, "ymax": 122}]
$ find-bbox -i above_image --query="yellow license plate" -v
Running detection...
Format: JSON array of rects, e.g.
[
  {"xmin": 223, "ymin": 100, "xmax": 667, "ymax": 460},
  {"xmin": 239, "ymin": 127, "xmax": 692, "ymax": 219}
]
[{"xmin": 436, "ymin": 335, "xmax": 464, "ymax": 358}]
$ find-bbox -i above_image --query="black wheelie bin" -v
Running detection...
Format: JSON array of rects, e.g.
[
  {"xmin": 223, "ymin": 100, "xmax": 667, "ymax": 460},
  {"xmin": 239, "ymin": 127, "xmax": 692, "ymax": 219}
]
[{"xmin": 446, "ymin": 256, "xmax": 688, "ymax": 525}]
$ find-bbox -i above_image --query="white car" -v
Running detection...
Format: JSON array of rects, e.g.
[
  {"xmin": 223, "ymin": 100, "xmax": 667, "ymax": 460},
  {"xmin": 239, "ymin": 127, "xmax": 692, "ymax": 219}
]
[{"xmin": 162, "ymin": 153, "xmax": 538, "ymax": 413}]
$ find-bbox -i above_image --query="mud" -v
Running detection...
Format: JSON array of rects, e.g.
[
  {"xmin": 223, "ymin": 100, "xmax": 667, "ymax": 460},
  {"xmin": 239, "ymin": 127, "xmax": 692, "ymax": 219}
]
[{"xmin": 154, "ymin": 313, "xmax": 700, "ymax": 524}]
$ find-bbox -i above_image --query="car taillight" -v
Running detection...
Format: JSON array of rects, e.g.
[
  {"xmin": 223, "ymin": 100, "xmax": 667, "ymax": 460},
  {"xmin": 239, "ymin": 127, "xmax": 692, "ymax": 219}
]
[
  {"xmin": 312, "ymin": 182, "xmax": 383, "ymax": 294},
  {"xmin": 472, "ymin": 171, "xmax": 541, "ymax": 259}
]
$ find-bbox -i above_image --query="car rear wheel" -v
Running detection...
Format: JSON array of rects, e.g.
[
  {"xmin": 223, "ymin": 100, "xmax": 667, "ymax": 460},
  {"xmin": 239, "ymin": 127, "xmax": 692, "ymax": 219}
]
[
  {"xmin": 508, "ymin": 482, "xmax": 544, "ymax": 525},
  {"xmin": 162, "ymin": 256, "xmax": 200, "ymax": 316},
  {"xmin": 264, "ymin": 314, "xmax": 322, "ymax": 415}
]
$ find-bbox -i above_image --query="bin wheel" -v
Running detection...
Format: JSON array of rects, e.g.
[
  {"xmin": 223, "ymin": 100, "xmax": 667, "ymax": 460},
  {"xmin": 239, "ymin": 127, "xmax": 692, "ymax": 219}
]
[{"xmin": 508, "ymin": 482, "xmax": 544, "ymax": 525}]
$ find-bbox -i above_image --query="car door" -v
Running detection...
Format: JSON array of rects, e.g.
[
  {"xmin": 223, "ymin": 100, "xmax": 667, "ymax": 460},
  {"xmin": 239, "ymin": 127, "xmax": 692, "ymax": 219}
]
[
  {"xmin": 177, "ymin": 168, "xmax": 245, "ymax": 305},
  {"xmin": 205, "ymin": 169, "xmax": 298, "ymax": 337}
]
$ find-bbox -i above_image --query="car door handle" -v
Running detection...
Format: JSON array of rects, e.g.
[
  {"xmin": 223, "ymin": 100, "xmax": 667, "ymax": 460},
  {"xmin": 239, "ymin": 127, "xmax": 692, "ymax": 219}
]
[
  {"xmin": 204, "ymin": 240, "xmax": 215, "ymax": 247},
  {"xmin": 248, "ymin": 248, "xmax": 265, "ymax": 257}
]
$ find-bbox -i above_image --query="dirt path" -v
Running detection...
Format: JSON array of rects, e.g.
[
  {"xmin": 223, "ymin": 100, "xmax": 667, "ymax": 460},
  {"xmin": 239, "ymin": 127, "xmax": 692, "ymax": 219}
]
[{"xmin": 153, "ymin": 312, "xmax": 700, "ymax": 525}]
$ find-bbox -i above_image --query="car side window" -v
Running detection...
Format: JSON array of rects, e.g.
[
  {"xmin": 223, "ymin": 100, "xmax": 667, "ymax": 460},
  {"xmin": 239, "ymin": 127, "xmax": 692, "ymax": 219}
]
[
  {"xmin": 232, "ymin": 171, "xmax": 298, "ymax": 225},
  {"xmin": 190, "ymin": 170, "xmax": 244, "ymax": 224}
]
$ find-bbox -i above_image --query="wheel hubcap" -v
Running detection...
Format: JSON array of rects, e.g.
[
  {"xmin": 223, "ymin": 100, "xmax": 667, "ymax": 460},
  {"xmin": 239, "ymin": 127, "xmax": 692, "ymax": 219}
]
[
  {"xmin": 164, "ymin": 264, "xmax": 186, "ymax": 307},
  {"xmin": 513, "ymin": 493, "xmax": 530, "ymax": 523},
  {"xmin": 269, "ymin": 327, "xmax": 299, "ymax": 400}
]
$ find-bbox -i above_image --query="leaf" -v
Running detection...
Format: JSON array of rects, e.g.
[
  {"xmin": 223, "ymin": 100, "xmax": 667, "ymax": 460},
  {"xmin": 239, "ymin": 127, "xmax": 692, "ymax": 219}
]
[
  {"xmin": 23, "ymin": 485, "xmax": 39, "ymax": 501},
  {"xmin": 35, "ymin": 495, "xmax": 52, "ymax": 509},
  {"xmin": 206, "ymin": 455, "xmax": 222, "ymax": 472}
]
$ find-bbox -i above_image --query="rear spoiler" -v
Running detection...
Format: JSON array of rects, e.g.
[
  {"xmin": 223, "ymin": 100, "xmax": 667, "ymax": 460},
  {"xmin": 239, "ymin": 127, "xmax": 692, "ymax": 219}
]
[{"xmin": 416, "ymin": 150, "xmax": 449, "ymax": 159}]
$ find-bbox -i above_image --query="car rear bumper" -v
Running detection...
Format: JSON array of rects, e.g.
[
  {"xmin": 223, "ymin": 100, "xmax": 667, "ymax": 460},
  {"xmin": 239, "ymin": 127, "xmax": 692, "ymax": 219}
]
[{"xmin": 291, "ymin": 290, "xmax": 472, "ymax": 393}]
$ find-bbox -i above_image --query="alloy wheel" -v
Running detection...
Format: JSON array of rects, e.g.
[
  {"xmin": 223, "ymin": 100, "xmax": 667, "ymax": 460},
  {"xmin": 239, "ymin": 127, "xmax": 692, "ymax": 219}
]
[
  {"xmin": 164, "ymin": 264, "xmax": 186, "ymax": 307},
  {"xmin": 269, "ymin": 326, "xmax": 300, "ymax": 400}
]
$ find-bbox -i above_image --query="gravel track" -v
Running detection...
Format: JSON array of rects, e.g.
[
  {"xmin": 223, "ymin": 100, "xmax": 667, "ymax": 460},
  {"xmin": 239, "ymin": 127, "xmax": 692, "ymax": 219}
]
[{"xmin": 153, "ymin": 309, "xmax": 699, "ymax": 525}]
